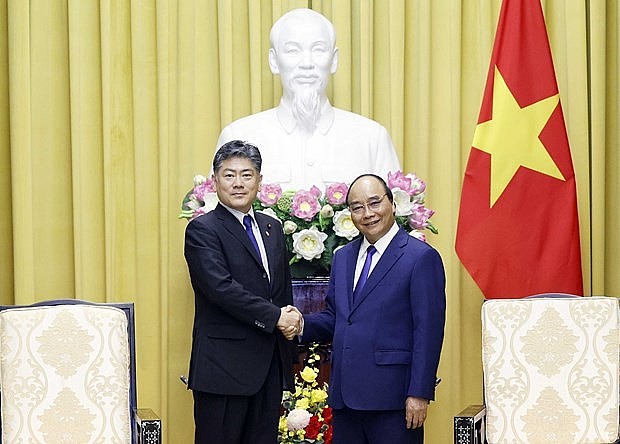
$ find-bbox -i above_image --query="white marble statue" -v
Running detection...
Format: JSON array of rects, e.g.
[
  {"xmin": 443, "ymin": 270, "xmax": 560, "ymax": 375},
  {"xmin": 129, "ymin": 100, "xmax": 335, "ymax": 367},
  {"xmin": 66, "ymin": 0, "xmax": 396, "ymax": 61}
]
[{"xmin": 216, "ymin": 8, "xmax": 401, "ymax": 191}]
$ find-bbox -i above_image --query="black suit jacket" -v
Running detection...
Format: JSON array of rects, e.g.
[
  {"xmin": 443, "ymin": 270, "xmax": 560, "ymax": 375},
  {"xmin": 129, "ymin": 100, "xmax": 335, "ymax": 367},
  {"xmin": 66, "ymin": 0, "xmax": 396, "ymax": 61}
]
[{"xmin": 184, "ymin": 203, "xmax": 295, "ymax": 395}]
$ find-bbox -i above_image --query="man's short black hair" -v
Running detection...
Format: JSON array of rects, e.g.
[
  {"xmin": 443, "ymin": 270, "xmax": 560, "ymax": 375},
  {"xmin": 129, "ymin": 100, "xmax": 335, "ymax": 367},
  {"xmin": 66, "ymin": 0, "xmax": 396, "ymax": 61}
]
[{"xmin": 346, "ymin": 174, "xmax": 393, "ymax": 206}]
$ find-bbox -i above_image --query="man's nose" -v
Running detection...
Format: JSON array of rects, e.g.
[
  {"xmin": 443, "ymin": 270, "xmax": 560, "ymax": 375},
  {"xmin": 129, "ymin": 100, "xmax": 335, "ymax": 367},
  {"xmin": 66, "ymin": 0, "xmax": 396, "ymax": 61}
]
[
  {"xmin": 361, "ymin": 205, "xmax": 374, "ymax": 217},
  {"xmin": 300, "ymin": 50, "xmax": 314, "ymax": 68}
]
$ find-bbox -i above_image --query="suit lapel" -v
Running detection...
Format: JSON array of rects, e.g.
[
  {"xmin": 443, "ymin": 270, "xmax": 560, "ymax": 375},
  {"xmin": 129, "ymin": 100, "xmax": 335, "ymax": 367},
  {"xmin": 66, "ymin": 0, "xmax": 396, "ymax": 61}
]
[
  {"xmin": 215, "ymin": 204, "xmax": 264, "ymax": 267},
  {"xmin": 255, "ymin": 212, "xmax": 276, "ymax": 276},
  {"xmin": 350, "ymin": 230, "xmax": 407, "ymax": 313}
]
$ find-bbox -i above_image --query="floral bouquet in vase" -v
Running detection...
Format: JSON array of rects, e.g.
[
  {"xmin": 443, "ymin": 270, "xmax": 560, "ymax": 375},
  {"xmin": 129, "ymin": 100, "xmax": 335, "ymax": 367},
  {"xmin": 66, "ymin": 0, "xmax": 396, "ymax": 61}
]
[
  {"xmin": 278, "ymin": 344, "xmax": 332, "ymax": 444},
  {"xmin": 179, "ymin": 170, "xmax": 437, "ymax": 278}
]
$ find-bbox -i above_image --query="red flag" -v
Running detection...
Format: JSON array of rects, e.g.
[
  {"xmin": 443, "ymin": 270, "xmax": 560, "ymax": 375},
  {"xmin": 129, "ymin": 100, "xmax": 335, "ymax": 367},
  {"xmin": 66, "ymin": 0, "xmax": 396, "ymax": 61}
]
[{"xmin": 455, "ymin": 0, "xmax": 583, "ymax": 299}]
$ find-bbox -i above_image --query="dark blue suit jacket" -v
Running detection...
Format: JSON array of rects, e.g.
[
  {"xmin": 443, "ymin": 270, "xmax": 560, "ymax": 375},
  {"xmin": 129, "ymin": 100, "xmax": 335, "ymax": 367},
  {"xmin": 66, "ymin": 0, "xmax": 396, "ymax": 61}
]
[
  {"xmin": 303, "ymin": 228, "xmax": 446, "ymax": 410},
  {"xmin": 184, "ymin": 204, "xmax": 295, "ymax": 395}
]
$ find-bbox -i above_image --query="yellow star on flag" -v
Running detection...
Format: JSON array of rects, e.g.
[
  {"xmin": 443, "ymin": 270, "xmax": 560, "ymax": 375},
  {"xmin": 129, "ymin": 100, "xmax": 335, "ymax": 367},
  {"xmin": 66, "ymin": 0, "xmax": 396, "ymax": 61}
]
[{"xmin": 472, "ymin": 67, "xmax": 565, "ymax": 206}]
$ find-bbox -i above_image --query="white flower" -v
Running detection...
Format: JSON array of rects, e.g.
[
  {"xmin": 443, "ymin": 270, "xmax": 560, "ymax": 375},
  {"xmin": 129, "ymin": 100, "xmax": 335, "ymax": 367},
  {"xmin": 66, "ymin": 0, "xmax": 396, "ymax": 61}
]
[
  {"xmin": 283, "ymin": 220, "xmax": 298, "ymax": 235},
  {"xmin": 392, "ymin": 188, "xmax": 416, "ymax": 216},
  {"xmin": 186, "ymin": 195, "xmax": 203, "ymax": 211},
  {"xmin": 333, "ymin": 209, "xmax": 359, "ymax": 240},
  {"xmin": 292, "ymin": 227, "xmax": 328, "ymax": 261},
  {"xmin": 187, "ymin": 192, "xmax": 218, "ymax": 214},
  {"xmin": 257, "ymin": 208, "xmax": 280, "ymax": 222},
  {"xmin": 201, "ymin": 193, "xmax": 219, "ymax": 213},
  {"xmin": 193, "ymin": 174, "xmax": 207, "ymax": 186},
  {"xmin": 320, "ymin": 204, "xmax": 334, "ymax": 218},
  {"xmin": 286, "ymin": 408, "xmax": 311, "ymax": 431}
]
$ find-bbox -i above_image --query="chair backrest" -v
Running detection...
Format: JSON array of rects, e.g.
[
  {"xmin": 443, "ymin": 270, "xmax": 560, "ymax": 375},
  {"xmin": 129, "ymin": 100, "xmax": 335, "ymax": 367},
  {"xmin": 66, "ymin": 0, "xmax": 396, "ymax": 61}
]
[
  {"xmin": 481, "ymin": 296, "xmax": 620, "ymax": 444},
  {"xmin": 0, "ymin": 300, "xmax": 138, "ymax": 443}
]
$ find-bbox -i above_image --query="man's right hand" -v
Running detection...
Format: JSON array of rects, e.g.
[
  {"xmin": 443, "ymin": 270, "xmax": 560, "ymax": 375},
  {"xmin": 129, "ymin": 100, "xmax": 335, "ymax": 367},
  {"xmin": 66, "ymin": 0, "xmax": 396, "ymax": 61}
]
[{"xmin": 277, "ymin": 305, "xmax": 303, "ymax": 340}]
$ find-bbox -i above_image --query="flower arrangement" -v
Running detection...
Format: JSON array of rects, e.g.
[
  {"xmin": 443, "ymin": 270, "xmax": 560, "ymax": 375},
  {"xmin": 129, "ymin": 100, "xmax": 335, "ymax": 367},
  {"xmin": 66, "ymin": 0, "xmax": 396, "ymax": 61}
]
[
  {"xmin": 179, "ymin": 171, "xmax": 437, "ymax": 277},
  {"xmin": 278, "ymin": 344, "xmax": 332, "ymax": 444}
]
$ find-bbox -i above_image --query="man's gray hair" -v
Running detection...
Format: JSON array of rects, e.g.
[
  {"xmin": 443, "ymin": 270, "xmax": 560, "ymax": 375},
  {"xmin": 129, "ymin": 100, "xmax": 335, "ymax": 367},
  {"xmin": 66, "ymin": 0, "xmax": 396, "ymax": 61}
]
[{"xmin": 212, "ymin": 140, "xmax": 262, "ymax": 173}]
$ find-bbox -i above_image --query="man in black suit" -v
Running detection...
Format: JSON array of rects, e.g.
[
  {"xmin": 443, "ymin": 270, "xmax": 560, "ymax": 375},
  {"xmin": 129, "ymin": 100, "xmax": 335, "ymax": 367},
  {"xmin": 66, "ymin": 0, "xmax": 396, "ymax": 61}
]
[{"xmin": 184, "ymin": 140, "xmax": 302, "ymax": 444}]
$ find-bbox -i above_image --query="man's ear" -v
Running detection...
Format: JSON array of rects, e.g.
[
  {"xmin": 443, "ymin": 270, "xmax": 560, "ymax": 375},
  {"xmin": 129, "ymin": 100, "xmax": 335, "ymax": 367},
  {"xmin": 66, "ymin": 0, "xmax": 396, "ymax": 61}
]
[
  {"xmin": 268, "ymin": 48, "xmax": 280, "ymax": 75},
  {"xmin": 330, "ymin": 47, "xmax": 339, "ymax": 74}
]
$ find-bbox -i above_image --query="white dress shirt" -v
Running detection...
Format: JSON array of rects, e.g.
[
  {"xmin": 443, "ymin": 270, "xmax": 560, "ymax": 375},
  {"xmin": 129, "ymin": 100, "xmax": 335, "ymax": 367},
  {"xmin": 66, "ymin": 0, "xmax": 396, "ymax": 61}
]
[{"xmin": 353, "ymin": 222, "xmax": 400, "ymax": 289}]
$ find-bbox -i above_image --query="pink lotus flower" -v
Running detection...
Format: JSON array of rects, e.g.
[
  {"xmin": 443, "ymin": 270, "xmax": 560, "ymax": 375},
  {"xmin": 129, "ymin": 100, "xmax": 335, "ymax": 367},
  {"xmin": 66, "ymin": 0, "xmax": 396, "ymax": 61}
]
[
  {"xmin": 407, "ymin": 173, "xmax": 426, "ymax": 196},
  {"xmin": 258, "ymin": 183, "xmax": 283, "ymax": 206},
  {"xmin": 388, "ymin": 170, "xmax": 426, "ymax": 197},
  {"xmin": 192, "ymin": 178, "xmax": 215, "ymax": 200},
  {"xmin": 388, "ymin": 171, "xmax": 411, "ymax": 193},
  {"xmin": 408, "ymin": 204, "xmax": 435, "ymax": 229},
  {"xmin": 291, "ymin": 190, "xmax": 321, "ymax": 221},
  {"xmin": 309, "ymin": 185, "xmax": 322, "ymax": 199},
  {"xmin": 325, "ymin": 183, "xmax": 348, "ymax": 205}
]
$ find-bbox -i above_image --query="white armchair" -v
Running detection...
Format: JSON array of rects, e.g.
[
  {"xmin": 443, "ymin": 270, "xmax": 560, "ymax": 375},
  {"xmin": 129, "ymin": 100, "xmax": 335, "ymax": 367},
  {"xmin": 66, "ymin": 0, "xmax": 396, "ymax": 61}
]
[
  {"xmin": 0, "ymin": 300, "xmax": 161, "ymax": 443},
  {"xmin": 455, "ymin": 295, "xmax": 619, "ymax": 444}
]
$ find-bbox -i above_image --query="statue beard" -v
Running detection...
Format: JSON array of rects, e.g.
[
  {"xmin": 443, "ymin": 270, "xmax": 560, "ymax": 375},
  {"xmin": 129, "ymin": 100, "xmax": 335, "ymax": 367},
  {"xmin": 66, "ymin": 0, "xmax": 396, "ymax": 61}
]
[{"xmin": 291, "ymin": 87, "xmax": 322, "ymax": 135}]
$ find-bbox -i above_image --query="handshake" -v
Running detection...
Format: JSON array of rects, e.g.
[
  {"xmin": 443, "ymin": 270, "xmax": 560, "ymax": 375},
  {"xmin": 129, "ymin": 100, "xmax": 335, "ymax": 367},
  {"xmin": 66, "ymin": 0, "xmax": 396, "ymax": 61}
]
[{"xmin": 277, "ymin": 305, "xmax": 304, "ymax": 340}]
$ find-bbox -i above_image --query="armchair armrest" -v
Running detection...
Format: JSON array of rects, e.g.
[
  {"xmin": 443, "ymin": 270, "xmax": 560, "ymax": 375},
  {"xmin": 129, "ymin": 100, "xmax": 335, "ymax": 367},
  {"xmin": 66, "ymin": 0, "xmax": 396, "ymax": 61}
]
[
  {"xmin": 135, "ymin": 408, "xmax": 162, "ymax": 444},
  {"xmin": 454, "ymin": 404, "xmax": 485, "ymax": 444}
]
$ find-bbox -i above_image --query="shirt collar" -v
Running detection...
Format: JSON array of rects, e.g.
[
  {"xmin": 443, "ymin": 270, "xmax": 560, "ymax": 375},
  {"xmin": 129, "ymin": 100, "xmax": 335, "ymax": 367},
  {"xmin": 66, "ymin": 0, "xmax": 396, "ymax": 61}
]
[
  {"xmin": 276, "ymin": 98, "xmax": 335, "ymax": 135},
  {"xmin": 220, "ymin": 203, "xmax": 256, "ymax": 226},
  {"xmin": 359, "ymin": 222, "xmax": 400, "ymax": 258}
]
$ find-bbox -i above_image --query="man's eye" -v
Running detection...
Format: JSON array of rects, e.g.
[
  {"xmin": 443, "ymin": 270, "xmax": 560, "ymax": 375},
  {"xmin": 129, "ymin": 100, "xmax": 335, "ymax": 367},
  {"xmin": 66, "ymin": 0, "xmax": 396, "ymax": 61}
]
[{"xmin": 283, "ymin": 45, "xmax": 300, "ymax": 54}]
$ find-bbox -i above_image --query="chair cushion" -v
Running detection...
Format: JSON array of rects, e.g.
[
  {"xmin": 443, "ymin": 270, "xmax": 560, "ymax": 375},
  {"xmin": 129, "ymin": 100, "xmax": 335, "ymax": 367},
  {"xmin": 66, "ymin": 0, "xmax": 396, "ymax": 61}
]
[
  {"xmin": 0, "ymin": 304, "xmax": 132, "ymax": 443},
  {"xmin": 482, "ymin": 296, "xmax": 619, "ymax": 444}
]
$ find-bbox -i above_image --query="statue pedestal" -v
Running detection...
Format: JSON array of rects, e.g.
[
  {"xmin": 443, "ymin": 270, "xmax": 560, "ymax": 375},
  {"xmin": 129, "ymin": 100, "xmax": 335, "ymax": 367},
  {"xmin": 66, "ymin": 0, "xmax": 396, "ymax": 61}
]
[{"xmin": 292, "ymin": 277, "xmax": 329, "ymax": 314}]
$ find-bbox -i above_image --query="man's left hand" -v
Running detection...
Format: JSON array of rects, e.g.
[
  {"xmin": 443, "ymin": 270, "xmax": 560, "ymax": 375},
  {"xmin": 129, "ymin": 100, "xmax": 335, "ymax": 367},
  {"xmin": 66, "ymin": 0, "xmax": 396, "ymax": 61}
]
[{"xmin": 405, "ymin": 396, "xmax": 428, "ymax": 429}]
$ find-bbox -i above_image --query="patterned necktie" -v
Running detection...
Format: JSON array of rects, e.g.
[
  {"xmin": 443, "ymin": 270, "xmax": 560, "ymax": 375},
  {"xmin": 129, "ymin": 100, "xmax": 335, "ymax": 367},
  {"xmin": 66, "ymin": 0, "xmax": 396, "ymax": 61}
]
[
  {"xmin": 243, "ymin": 215, "xmax": 261, "ymax": 257},
  {"xmin": 354, "ymin": 245, "xmax": 377, "ymax": 299}
]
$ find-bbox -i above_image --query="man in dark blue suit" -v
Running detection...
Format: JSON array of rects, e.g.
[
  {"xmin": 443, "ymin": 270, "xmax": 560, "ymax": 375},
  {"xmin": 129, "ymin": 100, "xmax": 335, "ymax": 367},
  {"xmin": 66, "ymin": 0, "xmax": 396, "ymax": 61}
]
[
  {"xmin": 302, "ymin": 174, "xmax": 446, "ymax": 444},
  {"xmin": 184, "ymin": 140, "xmax": 302, "ymax": 444}
]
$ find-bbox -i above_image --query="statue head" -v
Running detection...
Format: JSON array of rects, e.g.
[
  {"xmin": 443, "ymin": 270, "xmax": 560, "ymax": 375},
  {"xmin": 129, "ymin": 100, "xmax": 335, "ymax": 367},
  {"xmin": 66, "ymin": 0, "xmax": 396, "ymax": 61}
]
[{"xmin": 268, "ymin": 9, "xmax": 339, "ymax": 132}]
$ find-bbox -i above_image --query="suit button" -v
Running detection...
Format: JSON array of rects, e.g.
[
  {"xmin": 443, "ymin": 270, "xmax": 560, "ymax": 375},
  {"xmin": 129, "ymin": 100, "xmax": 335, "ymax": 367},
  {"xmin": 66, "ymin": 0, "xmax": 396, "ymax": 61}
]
[
  {"xmin": 347, "ymin": 320, "xmax": 352, "ymax": 325},
  {"xmin": 262, "ymin": 273, "xmax": 268, "ymax": 279}
]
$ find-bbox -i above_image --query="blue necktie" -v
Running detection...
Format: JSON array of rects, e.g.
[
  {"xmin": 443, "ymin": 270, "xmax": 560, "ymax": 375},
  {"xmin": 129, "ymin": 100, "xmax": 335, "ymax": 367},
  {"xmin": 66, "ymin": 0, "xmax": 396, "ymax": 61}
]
[
  {"xmin": 354, "ymin": 245, "xmax": 376, "ymax": 299},
  {"xmin": 243, "ymin": 215, "xmax": 261, "ymax": 257}
]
